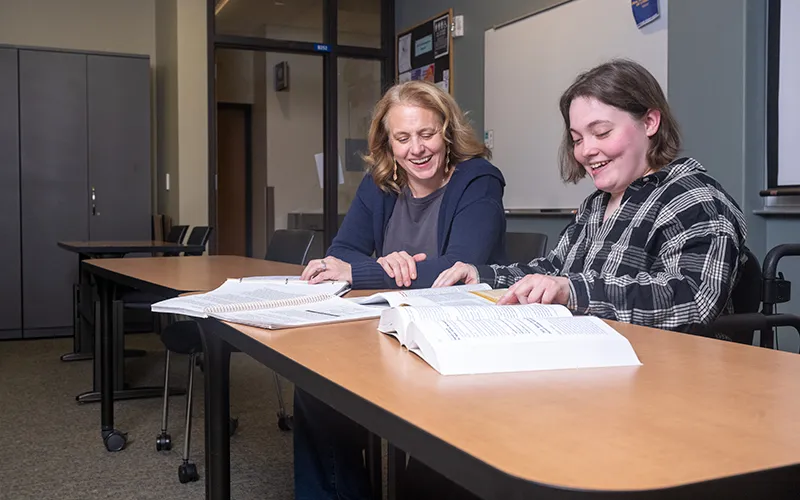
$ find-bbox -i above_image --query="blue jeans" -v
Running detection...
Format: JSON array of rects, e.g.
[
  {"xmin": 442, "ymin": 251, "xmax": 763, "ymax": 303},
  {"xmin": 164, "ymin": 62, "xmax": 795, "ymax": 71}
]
[{"xmin": 293, "ymin": 388, "xmax": 372, "ymax": 500}]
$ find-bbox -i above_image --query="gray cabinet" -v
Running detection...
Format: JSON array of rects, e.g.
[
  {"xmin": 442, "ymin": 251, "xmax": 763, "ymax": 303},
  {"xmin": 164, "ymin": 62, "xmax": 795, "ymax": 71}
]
[
  {"xmin": 20, "ymin": 50, "xmax": 90, "ymax": 334},
  {"xmin": 0, "ymin": 49, "xmax": 21, "ymax": 339},
  {"xmin": 87, "ymin": 55, "xmax": 151, "ymax": 241},
  {"xmin": 0, "ymin": 47, "xmax": 151, "ymax": 339}
]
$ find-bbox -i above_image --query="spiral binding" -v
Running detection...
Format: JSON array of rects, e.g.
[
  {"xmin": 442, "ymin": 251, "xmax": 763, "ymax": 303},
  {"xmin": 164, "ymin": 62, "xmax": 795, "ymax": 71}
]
[{"xmin": 206, "ymin": 293, "xmax": 332, "ymax": 314}]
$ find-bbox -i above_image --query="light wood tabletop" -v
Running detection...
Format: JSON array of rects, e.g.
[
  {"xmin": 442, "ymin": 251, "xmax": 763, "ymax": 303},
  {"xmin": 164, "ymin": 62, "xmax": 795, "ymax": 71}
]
[
  {"xmin": 83, "ymin": 255, "xmax": 304, "ymax": 293},
  {"xmin": 225, "ymin": 316, "xmax": 800, "ymax": 493}
]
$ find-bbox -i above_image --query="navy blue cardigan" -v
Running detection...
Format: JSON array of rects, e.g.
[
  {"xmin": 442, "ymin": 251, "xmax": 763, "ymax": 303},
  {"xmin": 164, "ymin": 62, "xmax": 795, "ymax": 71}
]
[{"xmin": 327, "ymin": 158, "xmax": 507, "ymax": 289}]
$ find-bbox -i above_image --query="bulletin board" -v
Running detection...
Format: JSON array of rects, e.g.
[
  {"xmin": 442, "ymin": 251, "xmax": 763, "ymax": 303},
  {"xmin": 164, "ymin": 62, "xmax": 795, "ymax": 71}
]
[{"xmin": 395, "ymin": 9, "xmax": 453, "ymax": 94}]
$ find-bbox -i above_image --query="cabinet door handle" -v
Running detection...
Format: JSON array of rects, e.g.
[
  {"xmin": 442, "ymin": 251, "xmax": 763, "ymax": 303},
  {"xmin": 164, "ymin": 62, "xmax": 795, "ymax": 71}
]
[{"xmin": 91, "ymin": 187, "xmax": 98, "ymax": 216}]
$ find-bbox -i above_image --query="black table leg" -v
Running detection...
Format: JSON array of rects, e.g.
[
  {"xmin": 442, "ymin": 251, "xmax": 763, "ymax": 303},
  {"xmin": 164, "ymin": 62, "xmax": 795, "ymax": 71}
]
[
  {"xmin": 199, "ymin": 320, "xmax": 232, "ymax": 500},
  {"xmin": 367, "ymin": 432, "xmax": 382, "ymax": 500},
  {"xmin": 388, "ymin": 443, "xmax": 407, "ymax": 500},
  {"xmin": 97, "ymin": 277, "xmax": 127, "ymax": 452},
  {"xmin": 61, "ymin": 255, "xmax": 94, "ymax": 361}
]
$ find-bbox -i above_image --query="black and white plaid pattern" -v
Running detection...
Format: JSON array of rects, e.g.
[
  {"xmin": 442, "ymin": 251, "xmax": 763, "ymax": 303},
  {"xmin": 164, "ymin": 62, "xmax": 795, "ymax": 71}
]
[{"xmin": 477, "ymin": 158, "xmax": 747, "ymax": 332}]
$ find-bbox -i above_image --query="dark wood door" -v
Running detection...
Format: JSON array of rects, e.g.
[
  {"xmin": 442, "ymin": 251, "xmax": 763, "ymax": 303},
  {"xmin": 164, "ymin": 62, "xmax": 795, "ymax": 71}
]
[
  {"xmin": 0, "ymin": 48, "xmax": 21, "ymax": 339},
  {"xmin": 217, "ymin": 104, "xmax": 251, "ymax": 257},
  {"xmin": 19, "ymin": 50, "xmax": 89, "ymax": 335}
]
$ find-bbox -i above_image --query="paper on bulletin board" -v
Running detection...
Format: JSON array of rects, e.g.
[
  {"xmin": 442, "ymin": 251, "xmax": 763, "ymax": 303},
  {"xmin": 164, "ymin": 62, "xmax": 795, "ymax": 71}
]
[
  {"xmin": 415, "ymin": 34, "xmax": 433, "ymax": 57},
  {"xmin": 314, "ymin": 153, "xmax": 345, "ymax": 189},
  {"xmin": 398, "ymin": 33, "xmax": 412, "ymax": 73},
  {"xmin": 433, "ymin": 14, "xmax": 450, "ymax": 58}
]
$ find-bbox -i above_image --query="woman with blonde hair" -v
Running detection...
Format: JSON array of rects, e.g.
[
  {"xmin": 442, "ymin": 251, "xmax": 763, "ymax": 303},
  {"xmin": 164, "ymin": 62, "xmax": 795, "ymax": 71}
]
[
  {"xmin": 300, "ymin": 79, "xmax": 507, "ymax": 289},
  {"xmin": 295, "ymin": 80, "xmax": 502, "ymax": 499}
]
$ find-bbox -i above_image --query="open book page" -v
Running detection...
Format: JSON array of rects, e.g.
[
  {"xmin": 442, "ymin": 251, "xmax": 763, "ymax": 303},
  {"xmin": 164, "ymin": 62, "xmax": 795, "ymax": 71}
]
[
  {"xmin": 354, "ymin": 283, "xmax": 493, "ymax": 307},
  {"xmin": 406, "ymin": 316, "xmax": 641, "ymax": 376},
  {"xmin": 210, "ymin": 295, "xmax": 380, "ymax": 329},
  {"xmin": 378, "ymin": 303, "xmax": 572, "ymax": 345},
  {"xmin": 151, "ymin": 278, "xmax": 347, "ymax": 318}
]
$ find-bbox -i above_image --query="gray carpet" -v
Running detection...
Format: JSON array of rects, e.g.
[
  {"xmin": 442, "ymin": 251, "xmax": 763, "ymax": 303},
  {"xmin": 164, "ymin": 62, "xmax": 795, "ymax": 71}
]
[{"xmin": 0, "ymin": 333, "xmax": 295, "ymax": 500}]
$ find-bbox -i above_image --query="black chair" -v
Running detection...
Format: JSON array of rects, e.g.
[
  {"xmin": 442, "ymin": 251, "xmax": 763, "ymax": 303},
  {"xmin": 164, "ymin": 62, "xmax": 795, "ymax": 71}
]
[
  {"xmin": 265, "ymin": 229, "xmax": 315, "ymax": 265},
  {"xmin": 705, "ymin": 244, "xmax": 800, "ymax": 346},
  {"xmin": 154, "ymin": 228, "xmax": 314, "ymax": 483},
  {"xmin": 162, "ymin": 224, "xmax": 189, "ymax": 256},
  {"xmin": 182, "ymin": 226, "xmax": 212, "ymax": 256},
  {"xmin": 505, "ymin": 232, "xmax": 548, "ymax": 264},
  {"xmin": 264, "ymin": 229, "xmax": 315, "ymax": 430}
]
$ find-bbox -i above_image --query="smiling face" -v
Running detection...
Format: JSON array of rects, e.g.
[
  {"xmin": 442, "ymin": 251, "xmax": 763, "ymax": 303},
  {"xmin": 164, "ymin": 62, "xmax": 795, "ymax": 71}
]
[
  {"xmin": 568, "ymin": 96, "xmax": 660, "ymax": 197},
  {"xmin": 386, "ymin": 104, "xmax": 447, "ymax": 195}
]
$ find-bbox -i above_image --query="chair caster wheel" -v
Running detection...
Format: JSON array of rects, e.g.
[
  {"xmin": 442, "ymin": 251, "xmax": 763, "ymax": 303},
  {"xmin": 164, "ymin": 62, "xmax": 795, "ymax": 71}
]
[
  {"xmin": 156, "ymin": 432, "xmax": 172, "ymax": 451},
  {"xmin": 229, "ymin": 417, "xmax": 239, "ymax": 437},
  {"xmin": 178, "ymin": 461, "xmax": 199, "ymax": 483},
  {"xmin": 277, "ymin": 414, "xmax": 293, "ymax": 431},
  {"xmin": 103, "ymin": 429, "xmax": 127, "ymax": 452}
]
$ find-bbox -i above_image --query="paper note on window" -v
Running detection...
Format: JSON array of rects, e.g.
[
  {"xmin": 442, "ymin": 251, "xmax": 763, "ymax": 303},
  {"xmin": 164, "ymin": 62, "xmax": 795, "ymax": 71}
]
[{"xmin": 314, "ymin": 153, "xmax": 345, "ymax": 189}]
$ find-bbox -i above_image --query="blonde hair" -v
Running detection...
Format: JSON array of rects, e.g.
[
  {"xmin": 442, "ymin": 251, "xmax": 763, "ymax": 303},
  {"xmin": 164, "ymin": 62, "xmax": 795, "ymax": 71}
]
[
  {"xmin": 558, "ymin": 59, "xmax": 681, "ymax": 183},
  {"xmin": 363, "ymin": 80, "xmax": 490, "ymax": 193}
]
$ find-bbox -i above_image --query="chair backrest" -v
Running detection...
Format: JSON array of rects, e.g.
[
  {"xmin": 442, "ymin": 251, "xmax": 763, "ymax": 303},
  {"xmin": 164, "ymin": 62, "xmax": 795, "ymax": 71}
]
[
  {"xmin": 165, "ymin": 225, "xmax": 189, "ymax": 244},
  {"xmin": 162, "ymin": 225, "xmax": 189, "ymax": 257},
  {"xmin": 505, "ymin": 232, "xmax": 548, "ymax": 264},
  {"xmin": 731, "ymin": 247, "xmax": 762, "ymax": 314},
  {"xmin": 265, "ymin": 229, "xmax": 315, "ymax": 266},
  {"xmin": 184, "ymin": 226, "xmax": 213, "ymax": 256}
]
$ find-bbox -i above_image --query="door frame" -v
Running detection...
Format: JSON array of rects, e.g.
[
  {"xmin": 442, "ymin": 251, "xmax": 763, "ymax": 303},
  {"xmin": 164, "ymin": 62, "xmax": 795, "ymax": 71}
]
[
  {"xmin": 216, "ymin": 101, "xmax": 253, "ymax": 257},
  {"xmin": 206, "ymin": 0, "xmax": 395, "ymax": 255}
]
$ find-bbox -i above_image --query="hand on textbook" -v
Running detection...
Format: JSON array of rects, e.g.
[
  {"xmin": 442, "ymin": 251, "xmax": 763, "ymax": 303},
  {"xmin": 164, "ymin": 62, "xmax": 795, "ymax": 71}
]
[
  {"xmin": 432, "ymin": 262, "xmax": 479, "ymax": 287},
  {"xmin": 301, "ymin": 256, "xmax": 352, "ymax": 285},
  {"xmin": 497, "ymin": 274, "xmax": 570, "ymax": 306},
  {"xmin": 377, "ymin": 251, "xmax": 426, "ymax": 287}
]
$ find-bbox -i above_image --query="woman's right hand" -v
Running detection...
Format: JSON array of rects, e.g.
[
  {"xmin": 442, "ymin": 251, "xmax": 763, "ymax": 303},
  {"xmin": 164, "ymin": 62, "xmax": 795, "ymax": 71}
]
[
  {"xmin": 377, "ymin": 251, "xmax": 427, "ymax": 287},
  {"xmin": 432, "ymin": 262, "xmax": 479, "ymax": 287}
]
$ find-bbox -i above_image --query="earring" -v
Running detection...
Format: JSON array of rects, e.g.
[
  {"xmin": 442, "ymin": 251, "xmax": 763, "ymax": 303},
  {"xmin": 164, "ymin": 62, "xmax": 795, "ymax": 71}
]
[
  {"xmin": 392, "ymin": 160, "xmax": 398, "ymax": 181},
  {"xmin": 444, "ymin": 146, "xmax": 451, "ymax": 173}
]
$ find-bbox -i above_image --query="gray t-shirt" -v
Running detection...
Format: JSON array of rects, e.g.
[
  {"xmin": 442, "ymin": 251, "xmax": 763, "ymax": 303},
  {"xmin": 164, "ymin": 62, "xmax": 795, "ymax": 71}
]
[{"xmin": 382, "ymin": 185, "xmax": 447, "ymax": 257}]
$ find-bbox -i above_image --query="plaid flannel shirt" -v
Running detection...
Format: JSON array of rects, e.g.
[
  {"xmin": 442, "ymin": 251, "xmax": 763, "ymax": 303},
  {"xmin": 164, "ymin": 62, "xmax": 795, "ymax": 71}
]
[{"xmin": 477, "ymin": 158, "xmax": 747, "ymax": 332}]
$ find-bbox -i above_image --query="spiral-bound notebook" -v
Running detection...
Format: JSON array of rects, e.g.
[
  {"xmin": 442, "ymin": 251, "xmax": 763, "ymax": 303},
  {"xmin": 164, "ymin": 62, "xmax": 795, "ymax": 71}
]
[{"xmin": 151, "ymin": 278, "xmax": 378, "ymax": 330}]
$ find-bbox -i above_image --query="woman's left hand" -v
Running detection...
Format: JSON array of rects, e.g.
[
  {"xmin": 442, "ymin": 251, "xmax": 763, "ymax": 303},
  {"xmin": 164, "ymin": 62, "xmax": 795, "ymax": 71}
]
[
  {"xmin": 301, "ymin": 256, "xmax": 353, "ymax": 284},
  {"xmin": 497, "ymin": 274, "xmax": 571, "ymax": 306}
]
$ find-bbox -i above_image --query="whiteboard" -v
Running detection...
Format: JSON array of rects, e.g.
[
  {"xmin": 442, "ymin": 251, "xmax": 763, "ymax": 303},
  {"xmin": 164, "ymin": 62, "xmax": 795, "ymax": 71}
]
[{"xmin": 484, "ymin": 0, "xmax": 668, "ymax": 210}]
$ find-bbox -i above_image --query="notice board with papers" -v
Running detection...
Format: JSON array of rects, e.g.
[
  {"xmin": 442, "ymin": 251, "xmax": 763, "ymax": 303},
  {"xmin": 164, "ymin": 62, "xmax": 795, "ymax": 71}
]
[{"xmin": 396, "ymin": 9, "xmax": 453, "ymax": 95}]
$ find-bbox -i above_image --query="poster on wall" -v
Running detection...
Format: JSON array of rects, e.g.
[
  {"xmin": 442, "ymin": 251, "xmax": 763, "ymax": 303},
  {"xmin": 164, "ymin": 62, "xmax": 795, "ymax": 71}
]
[
  {"xmin": 631, "ymin": 0, "xmax": 660, "ymax": 28},
  {"xmin": 433, "ymin": 14, "xmax": 450, "ymax": 58},
  {"xmin": 396, "ymin": 10, "xmax": 453, "ymax": 94}
]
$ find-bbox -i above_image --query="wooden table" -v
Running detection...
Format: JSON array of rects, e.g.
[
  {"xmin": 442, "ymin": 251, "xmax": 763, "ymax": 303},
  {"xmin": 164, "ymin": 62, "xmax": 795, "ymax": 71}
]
[
  {"xmin": 57, "ymin": 240, "xmax": 207, "ymax": 362},
  {"xmin": 81, "ymin": 256, "xmax": 303, "ymax": 451},
  {"xmin": 197, "ymin": 316, "xmax": 800, "ymax": 499}
]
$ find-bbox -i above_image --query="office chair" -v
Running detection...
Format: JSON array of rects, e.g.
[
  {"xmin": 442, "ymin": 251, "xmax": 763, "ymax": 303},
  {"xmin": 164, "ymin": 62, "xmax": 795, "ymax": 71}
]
[
  {"xmin": 182, "ymin": 226, "xmax": 212, "ymax": 256},
  {"xmin": 505, "ymin": 232, "xmax": 548, "ymax": 264},
  {"xmin": 154, "ymin": 228, "xmax": 313, "ymax": 483},
  {"xmin": 264, "ymin": 229, "xmax": 315, "ymax": 430},
  {"xmin": 152, "ymin": 225, "xmax": 216, "ymax": 484},
  {"xmin": 705, "ymin": 244, "xmax": 800, "ymax": 346},
  {"xmin": 162, "ymin": 224, "xmax": 189, "ymax": 256}
]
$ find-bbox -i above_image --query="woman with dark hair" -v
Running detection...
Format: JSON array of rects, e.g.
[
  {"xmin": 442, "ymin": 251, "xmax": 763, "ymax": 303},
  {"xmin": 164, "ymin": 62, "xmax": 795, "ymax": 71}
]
[
  {"xmin": 435, "ymin": 59, "xmax": 748, "ymax": 334},
  {"xmin": 300, "ymin": 79, "xmax": 507, "ymax": 289}
]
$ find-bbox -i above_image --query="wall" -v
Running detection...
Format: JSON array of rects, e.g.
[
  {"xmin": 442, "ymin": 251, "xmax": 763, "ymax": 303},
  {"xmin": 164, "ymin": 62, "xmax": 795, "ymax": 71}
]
[
  {"xmin": 176, "ymin": 0, "xmax": 209, "ymax": 229},
  {"xmin": 0, "ymin": 0, "xmax": 159, "ymax": 212},
  {"xmin": 156, "ymin": 0, "xmax": 180, "ymax": 219},
  {"xmin": 396, "ymin": 0, "xmax": 568, "ymax": 249}
]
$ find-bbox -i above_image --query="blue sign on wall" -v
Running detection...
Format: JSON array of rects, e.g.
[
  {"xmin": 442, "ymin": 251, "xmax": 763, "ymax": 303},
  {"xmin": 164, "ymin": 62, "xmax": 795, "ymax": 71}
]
[{"xmin": 631, "ymin": 0, "xmax": 660, "ymax": 28}]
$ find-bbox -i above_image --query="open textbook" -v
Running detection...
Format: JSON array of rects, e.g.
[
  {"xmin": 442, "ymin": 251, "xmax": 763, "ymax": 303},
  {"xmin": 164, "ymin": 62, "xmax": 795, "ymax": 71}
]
[
  {"xmin": 378, "ymin": 304, "xmax": 641, "ymax": 375},
  {"xmin": 150, "ymin": 277, "xmax": 377, "ymax": 329},
  {"xmin": 354, "ymin": 283, "xmax": 497, "ymax": 308}
]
